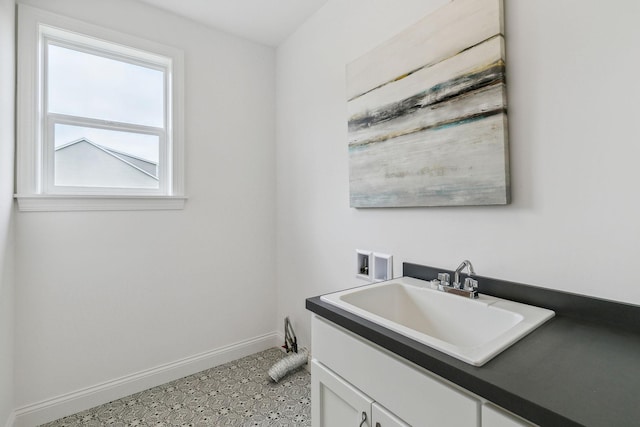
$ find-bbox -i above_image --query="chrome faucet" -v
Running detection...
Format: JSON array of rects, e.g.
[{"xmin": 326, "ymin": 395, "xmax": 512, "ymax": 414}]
[
  {"xmin": 435, "ymin": 260, "xmax": 479, "ymax": 299},
  {"xmin": 453, "ymin": 260, "xmax": 475, "ymax": 289}
]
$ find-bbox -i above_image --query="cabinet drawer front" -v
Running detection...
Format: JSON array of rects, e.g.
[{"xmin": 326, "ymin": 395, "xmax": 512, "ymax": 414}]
[{"xmin": 312, "ymin": 315, "xmax": 479, "ymax": 427}]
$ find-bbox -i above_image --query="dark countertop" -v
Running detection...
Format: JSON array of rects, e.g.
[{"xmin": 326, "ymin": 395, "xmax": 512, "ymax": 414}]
[{"xmin": 305, "ymin": 263, "xmax": 640, "ymax": 427}]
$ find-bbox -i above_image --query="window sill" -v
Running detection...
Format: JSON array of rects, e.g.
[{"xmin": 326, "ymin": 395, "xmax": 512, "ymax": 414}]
[{"xmin": 15, "ymin": 194, "xmax": 187, "ymax": 212}]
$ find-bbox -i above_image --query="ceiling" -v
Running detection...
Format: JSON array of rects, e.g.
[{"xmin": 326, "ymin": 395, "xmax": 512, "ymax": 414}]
[{"xmin": 137, "ymin": 0, "xmax": 329, "ymax": 47}]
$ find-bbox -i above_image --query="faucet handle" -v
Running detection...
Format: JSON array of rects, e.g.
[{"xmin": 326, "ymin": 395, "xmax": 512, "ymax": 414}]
[
  {"xmin": 437, "ymin": 273, "xmax": 450, "ymax": 286},
  {"xmin": 464, "ymin": 277, "xmax": 478, "ymax": 290}
]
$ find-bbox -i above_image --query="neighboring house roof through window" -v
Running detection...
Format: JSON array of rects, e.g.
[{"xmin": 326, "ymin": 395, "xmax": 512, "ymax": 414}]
[{"xmin": 55, "ymin": 138, "xmax": 159, "ymax": 188}]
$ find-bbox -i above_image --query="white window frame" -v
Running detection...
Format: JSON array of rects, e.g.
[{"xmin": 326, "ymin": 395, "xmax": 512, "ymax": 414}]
[{"xmin": 16, "ymin": 5, "xmax": 186, "ymax": 211}]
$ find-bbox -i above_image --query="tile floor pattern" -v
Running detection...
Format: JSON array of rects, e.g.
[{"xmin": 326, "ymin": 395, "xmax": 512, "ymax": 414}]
[{"xmin": 41, "ymin": 348, "xmax": 311, "ymax": 427}]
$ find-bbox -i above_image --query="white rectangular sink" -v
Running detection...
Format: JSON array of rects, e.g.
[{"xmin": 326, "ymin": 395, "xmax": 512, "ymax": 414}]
[{"xmin": 320, "ymin": 277, "xmax": 554, "ymax": 366}]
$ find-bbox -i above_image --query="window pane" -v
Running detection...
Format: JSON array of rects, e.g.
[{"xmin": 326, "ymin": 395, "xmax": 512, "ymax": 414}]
[
  {"xmin": 54, "ymin": 124, "xmax": 160, "ymax": 189},
  {"xmin": 48, "ymin": 44, "xmax": 164, "ymax": 128}
]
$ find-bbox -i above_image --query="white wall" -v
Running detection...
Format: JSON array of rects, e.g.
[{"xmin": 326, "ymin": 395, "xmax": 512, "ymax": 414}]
[
  {"xmin": 10, "ymin": 0, "xmax": 640, "ymax": 420},
  {"xmin": 0, "ymin": 0, "xmax": 15, "ymax": 424},
  {"xmin": 276, "ymin": 0, "xmax": 640, "ymax": 349},
  {"xmin": 15, "ymin": 0, "xmax": 277, "ymax": 410}
]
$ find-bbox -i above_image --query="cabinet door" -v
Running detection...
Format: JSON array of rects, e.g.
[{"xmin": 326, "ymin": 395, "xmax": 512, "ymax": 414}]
[
  {"xmin": 482, "ymin": 403, "xmax": 535, "ymax": 427},
  {"xmin": 312, "ymin": 360, "xmax": 374, "ymax": 427},
  {"xmin": 372, "ymin": 402, "xmax": 410, "ymax": 427}
]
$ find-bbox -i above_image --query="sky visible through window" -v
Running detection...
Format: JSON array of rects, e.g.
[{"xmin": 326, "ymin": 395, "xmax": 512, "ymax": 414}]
[{"xmin": 48, "ymin": 44, "xmax": 164, "ymax": 162}]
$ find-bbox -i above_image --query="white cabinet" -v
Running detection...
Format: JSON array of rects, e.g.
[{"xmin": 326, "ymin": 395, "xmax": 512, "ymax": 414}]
[
  {"xmin": 312, "ymin": 360, "xmax": 373, "ymax": 427},
  {"xmin": 311, "ymin": 315, "xmax": 536, "ymax": 427},
  {"xmin": 312, "ymin": 360, "xmax": 409, "ymax": 427},
  {"xmin": 312, "ymin": 315, "xmax": 479, "ymax": 426}
]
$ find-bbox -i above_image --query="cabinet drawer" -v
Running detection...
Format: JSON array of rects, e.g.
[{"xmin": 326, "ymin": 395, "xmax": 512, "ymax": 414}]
[{"xmin": 312, "ymin": 315, "xmax": 479, "ymax": 426}]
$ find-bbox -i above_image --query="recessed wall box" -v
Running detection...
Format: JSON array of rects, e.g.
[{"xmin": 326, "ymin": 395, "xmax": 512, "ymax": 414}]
[
  {"xmin": 373, "ymin": 253, "xmax": 393, "ymax": 282},
  {"xmin": 356, "ymin": 249, "xmax": 373, "ymax": 281}
]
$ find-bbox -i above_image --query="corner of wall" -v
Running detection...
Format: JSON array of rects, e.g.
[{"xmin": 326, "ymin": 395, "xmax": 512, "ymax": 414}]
[{"xmin": 0, "ymin": 0, "xmax": 16, "ymax": 425}]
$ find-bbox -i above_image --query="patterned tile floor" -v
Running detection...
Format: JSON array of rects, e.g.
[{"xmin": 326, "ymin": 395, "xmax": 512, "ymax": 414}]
[{"xmin": 42, "ymin": 348, "xmax": 311, "ymax": 426}]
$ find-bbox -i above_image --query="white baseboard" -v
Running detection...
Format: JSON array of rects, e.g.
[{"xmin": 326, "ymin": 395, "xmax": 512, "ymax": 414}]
[
  {"xmin": 13, "ymin": 332, "xmax": 279, "ymax": 427},
  {"xmin": 4, "ymin": 412, "xmax": 15, "ymax": 427}
]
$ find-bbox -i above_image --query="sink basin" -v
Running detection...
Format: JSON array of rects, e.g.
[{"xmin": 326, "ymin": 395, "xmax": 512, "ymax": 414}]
[{"xmin": 320, "ymin": 277, "xmax": 554, "ymax": 366}]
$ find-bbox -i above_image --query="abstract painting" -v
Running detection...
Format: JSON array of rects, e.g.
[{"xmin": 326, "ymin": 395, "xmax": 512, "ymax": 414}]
[{"xmin": 348, "ymin": 0, "xmax": 509, "ymax": 207}]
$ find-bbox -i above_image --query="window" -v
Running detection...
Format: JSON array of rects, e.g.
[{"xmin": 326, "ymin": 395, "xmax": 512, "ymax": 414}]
[{"xmin": 17, "ymin": 5, "xmax": 185, "ymax": 211}]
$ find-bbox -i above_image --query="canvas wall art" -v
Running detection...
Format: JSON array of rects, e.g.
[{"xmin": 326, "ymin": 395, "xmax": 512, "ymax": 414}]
[{"xmin": 347, "ymin": 0, "xmax": 509, "ymax": 207}]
